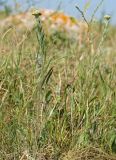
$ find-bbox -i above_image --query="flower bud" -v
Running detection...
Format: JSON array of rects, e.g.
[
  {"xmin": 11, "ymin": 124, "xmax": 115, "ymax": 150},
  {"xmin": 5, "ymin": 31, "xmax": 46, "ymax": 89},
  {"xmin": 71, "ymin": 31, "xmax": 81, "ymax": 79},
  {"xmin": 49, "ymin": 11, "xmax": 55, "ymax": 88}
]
[{"xmin": 104, "ymin": 15, "xmax": 111, "ymax": 21}]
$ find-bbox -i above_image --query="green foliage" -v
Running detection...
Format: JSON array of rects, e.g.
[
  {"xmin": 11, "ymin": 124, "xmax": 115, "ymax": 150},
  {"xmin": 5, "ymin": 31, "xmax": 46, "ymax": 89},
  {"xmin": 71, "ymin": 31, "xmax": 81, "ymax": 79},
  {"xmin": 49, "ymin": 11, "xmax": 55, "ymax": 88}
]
[
  {"xmin": 84, "ymin": 0, "xmax": 92, "ymax": 13},
  {"xmin": 0, "ymin": 3, "xmax": 116, "ymax": 160},
  {"xmin": 0, "ymin": 0, "xmax": 12, "ymax": 16}
]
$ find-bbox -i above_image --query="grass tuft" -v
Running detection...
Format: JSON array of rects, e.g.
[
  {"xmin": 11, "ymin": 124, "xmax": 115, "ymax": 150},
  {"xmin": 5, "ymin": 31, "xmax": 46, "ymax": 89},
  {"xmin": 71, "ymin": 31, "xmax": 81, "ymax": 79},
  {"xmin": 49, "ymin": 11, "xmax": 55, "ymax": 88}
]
[{"xmin": 0, "ymin": 6, "xmax": 116, "ymax": 160}]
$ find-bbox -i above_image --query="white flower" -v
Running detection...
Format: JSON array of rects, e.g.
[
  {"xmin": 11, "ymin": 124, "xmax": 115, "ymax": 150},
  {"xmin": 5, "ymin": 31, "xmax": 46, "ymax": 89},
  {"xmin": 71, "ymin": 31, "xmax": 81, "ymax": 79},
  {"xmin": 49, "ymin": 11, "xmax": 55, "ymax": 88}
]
[{"xmin": 104, "ymin": 15, "xmax": 111, "ymax": 21}]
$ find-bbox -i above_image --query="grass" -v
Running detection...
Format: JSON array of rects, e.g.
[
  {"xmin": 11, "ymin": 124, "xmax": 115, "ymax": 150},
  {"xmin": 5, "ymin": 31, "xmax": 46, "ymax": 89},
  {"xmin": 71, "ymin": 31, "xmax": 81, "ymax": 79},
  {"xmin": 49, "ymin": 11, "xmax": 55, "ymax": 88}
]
[{"xmin": 0, "ymin": 10, "xmax": 116, "ymax": 160}]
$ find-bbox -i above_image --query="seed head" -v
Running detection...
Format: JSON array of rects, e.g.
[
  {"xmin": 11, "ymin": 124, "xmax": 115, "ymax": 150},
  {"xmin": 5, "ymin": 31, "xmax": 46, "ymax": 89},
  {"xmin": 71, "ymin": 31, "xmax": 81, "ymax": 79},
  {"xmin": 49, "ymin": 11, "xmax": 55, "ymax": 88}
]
[
  {"xmin": 104, "ymin": 15, "xmax": 111, "ymax": 21},
  {"xmin": 32, "ymin": 9, "xmax": 42, "ymax": 18}
]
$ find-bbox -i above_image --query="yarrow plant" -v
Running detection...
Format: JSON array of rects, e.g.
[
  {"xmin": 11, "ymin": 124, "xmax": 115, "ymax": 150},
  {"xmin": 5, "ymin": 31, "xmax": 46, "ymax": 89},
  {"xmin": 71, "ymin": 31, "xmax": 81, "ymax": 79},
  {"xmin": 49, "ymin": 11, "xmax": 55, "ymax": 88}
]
[
  {"xmin": 32, "ymin": 9, "xmax": 47, "ymax": 71},
  {"xmin": 97, "ymin": 14, "xmax": 111, "ymax": 52}
]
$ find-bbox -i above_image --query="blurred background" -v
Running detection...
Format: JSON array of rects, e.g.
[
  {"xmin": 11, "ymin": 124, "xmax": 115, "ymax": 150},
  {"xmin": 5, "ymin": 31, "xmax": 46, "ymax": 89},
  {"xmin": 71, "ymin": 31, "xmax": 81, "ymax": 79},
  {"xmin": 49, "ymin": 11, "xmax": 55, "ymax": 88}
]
[{"xmin": 0, "ymin": 0, "xmax": 116, "ymax": 25}]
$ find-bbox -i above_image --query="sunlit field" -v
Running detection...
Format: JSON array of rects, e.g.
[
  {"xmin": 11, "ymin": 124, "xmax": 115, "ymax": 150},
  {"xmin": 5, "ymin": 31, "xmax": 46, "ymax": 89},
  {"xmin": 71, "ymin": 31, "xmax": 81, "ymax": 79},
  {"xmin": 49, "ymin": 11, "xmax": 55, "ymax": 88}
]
[{"xmin": 0, "ymin": 1, "xmax": 116, "ymax": 160}]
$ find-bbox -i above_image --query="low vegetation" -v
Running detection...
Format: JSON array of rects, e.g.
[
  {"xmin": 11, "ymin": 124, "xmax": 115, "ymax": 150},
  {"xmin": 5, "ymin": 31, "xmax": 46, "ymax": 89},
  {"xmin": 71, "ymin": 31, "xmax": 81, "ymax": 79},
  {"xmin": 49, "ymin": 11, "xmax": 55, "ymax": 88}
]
[{"xmin": 0, "ymin": 5, "xmax": 116, "ymax": 160}]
